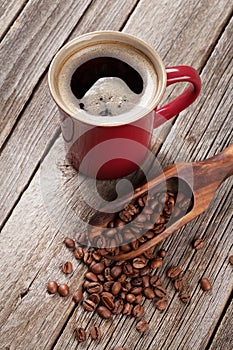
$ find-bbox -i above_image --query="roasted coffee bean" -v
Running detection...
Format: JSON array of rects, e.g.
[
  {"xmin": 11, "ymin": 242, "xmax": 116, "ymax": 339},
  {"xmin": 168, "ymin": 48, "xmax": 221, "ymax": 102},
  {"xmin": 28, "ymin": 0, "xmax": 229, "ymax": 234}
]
[
  {"xmin": 89, "ymin": 293, "xmax": 100, "ymax": 305},
  {"xmin": 112, "ymin": 281, "xmax": 122, "ymax": 295},
  {"xmin": 132, "ymin": 256, "xmax": 147, "ymax": 269},
  {"xmin": 64, "ymin": 237, "xmax": 75, "ymax": 249},
  {"xmin": 97, "ymin": 306, "xmax": 112, "ymax": 319},
  {"xmin": 126, "ymin": 293, "xmax": 136, "ymax": 303},
  {"xmin": 87, "ymin": 282, "xmax": 103, "ymax": 294},
  {"xmin": 121, "ymin": 281, "xmax": 131, "ymax": 292},
  {"xmin": 83, "ymin": 251, "xmax": 93, "ymax": 265},
  {"xmin": 105, "ymin": 267, "xmax": 113, "ymax": 281},
  {"xmin": 150, "ymin": 258, "xmax": 163, "ymax": 269},
  {"xmin": 114, "ymin": 218, "xmax": 125, "ymax": 229},
  {"xmin": 105, "ymin": 228, "xmax": 117, "ymax": 238},
  {"xmin": 119, "ymin": 210, "xmax": 132, "ymax": 222},
  {"xmin": 91, "ymin": 262, "xmax": 105, "ymax": 274},
  {"xmin": 120, "ymin": 244, "xmax": 131, "ymax": 252},
  {"xmin": 229, "ymin": 255, "xmax": 233, "ymax": 265},
  {"xmin": 174, "ymin": 278, "xmax": 184, "ymax": 292},
  {"xmin": 98, "ymin": 248, "xmax": 108, "ymax": 256},
  {"xmin": 136, "ymin": 319, "xmax": 148, "ymax": 333},
  {"xmin": 75, "ymin": 232, "xmax": 86, "ymax": 245},
  {"xmin": 123, "ymin": 262, "xmax": 134, "ymax": 275},
  {"xmin": 103, "ymin": 258, "xmax": 112, "ymax": 267},
  {"xmin": 83, "ymin": 280, "xmax": 91, "ymax": 290},
  {"xmin": 72, "ymin": 289, "xmax": 83, "ymax": 303},
  {"xmin": 47, "ymin": 281, "xmax": 58, "ymax": 294},
  {"xmin": 90, "ymin": 325, "xmax": 101, "ymax": 341},
  {"xmin": 74, "ymin": 247, "xmax": 84, "ymax": 260},
  {"xmin": 101, "ymin": 294, "xmax": 115, "ymax": 310},
  {"xmin": 131, "ymin": 286, "xmax": 143, "ymax": 295},
  {"xmin": 143, "ymin": 247, "xmax": 154, "ymax": 259},
  {"xmin": 140, "ymin": 266, "xmax": 152, "ymax": 276},
  {"xmin": 112, "ymin": 299, "xmax": 124, "ymax": 314},
  {"xmin": 154, "ymin": 285, "xmax": 167, "ymax": 298},
  {"xmin": 111, "ymin": 266, "xmax": 122, "ymax": 279},
  {"xmin": 83, "ymin": 299, "xmax": 96, "ymax": 312},
  {"xmin": 132, "ymin": 277, "xmax": 143, "ymax": 287},
  {"xmin": 193, "ymin": 238, "xmax": 204, "ymax": 250},
  {"xmin": 92, "ymin": 252, "xmax": 102, "ymax": 261},
  {"xmin": 120, "ymin": 291, "xmax": 126, "ymax": 300},
  {"xmin": 62, "ymin": 261, "xmax": 73, "ymax": 274},
  {"xmin": 144, "ymin": 287, "xmax": 155, "ymax": 299},
  {"xmin": 142, "ymin": 276, "xmax": 150, "ymax": 288},
  {"xmin": 131, "ymin": 239, "xmax": 139, "ymax": 250},
  {"xmin": 150, "ymin": 275, "xmax": 161, "ymax": 287},
  {"xmin": 135, "ymin": 294, "xmax": 143, "ymax": 304},
  {"xmin": 179, "ymin": 291, "xmax": 190, "ymax": 303},
  {"xmin": 132, "ymin": 304, "xmax": 144, "ymax": 318},
  {"xmin": 97, "ymin": 274, "xmax": 105, "ymax": 282},
  {"xmin": 58, "ymin": 284, "xmax": 69, "ymax": 297},
  {"xmin": 158, "ymin": 249, "xmax": 167, "ymax": 258},
  {"xmin": 155, "ymin": 298, "xmax": 168, "ymax": 311},
  {"xmin": 167, "ymin": 266, "xmax": 182, "ymax": 279},
  {"xmin": 75, "ymin": 327, "xmax": 86, "ymax": 342},
  {"xmin": 94, "ymin": 235, "xmax": 107, "ymax": 248},
  {"xmin": 118, "ymin": 274, "xmax": 127, "ymax": 284},
  {"xmin": 200, "ymin": 278, "xmax": 212, "ymax": 291},
  {"xmin": 123, "ymin": 302, "xmax": 133, "ymax": 315},
  {"xmin": 103, "ymin": 281, "xmax": 114, "ymax": 292},
  {"xmin": 130, "ymin": 269, "xmax": 140, "ymax": 278}
]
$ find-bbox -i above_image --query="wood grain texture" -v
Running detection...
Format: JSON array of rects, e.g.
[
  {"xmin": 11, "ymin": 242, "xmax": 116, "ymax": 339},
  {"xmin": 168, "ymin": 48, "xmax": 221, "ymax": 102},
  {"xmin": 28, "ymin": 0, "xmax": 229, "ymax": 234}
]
[
  {"xmin": 209, "ymin": 300, "xmax": 233, "ymax": 350},
  {"xmin": 0, "ymin": 0, "xmax": 231, "ymax": 231},
  {"xmin": 0, "ymin": 0, "xmax": 92, "ymax": 149},
  {"xmin": 0, "ymin": 0, "xmax": 27, "ymax": 39},
  {"xmin": 0, "ymin": 0, "xmax": 139, "ymax": 228},
  {"xmin": 0, "ymin": 9, "xmax": 232, "ymax": 350}
]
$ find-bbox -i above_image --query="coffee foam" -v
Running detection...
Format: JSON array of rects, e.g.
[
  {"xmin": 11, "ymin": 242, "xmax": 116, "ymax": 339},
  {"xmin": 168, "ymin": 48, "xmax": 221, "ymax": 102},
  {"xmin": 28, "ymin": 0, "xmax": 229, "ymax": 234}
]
[{"xmin": 57, "ymin": 42, "xmax": 158, "ymax": 119}]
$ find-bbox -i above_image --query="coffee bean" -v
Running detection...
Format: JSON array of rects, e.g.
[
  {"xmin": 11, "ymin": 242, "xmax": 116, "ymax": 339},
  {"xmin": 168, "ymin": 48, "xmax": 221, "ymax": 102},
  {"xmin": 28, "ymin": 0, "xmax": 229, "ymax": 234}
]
[
  {"xmin": 150, "ymin": 258, "xmax": 163, "ymax": 269},
  {"xmin": 123, "ymin": 302, "xmax": 133, "ymax": 315},
  {"xmin": 174, "ymin": 278, "xmax": 184, "ymax": 292},
  {"xmin": 90, "ymin": 325, "xmax": 101, "ymax": 340},
  {"xmin": 229, "ymin": 255, "xmax": 233, "ymax": 265},
  {"xmin": 111, "ymin": 266, "xmax": 122, "ymax": 279},
  {"xmin": 120, "ymin": 291, "xmax": 126, "ymax": 300},
  {"xmin": 87, "ymin": 282, "xmax": 103, "ymax": 294},
  {"xmin": 97, "ymin": 274, "xmax": 105, "ymax": 282},
  {"xmin": 103, "ymin": 281, "xmax": 114, "ymax": 292},
  {"xmin": 132, "ymin": 304, "xmax": 144, "ymax": 318},
  {"xmin": 121, "ymin": 281, "xmax": 132, "ymax": 292},
  {"xmin": 64, "ymin": 237, "xmax": 75, "ymax": 249},
  {"xmin": 83, "ymin": 250, "xmax": 93, "ymax": 265},
  {"xmin": 62, "ymin": 261, "xmax": 73, "ymax": 274},
  {"xmin": 123, "ymin": 262, "xmax": 134, "ymax": 275},
  {"xmin": 150, "ymin": 275, "xmax": 161, "ymax": 287},
  {"xmin": 72, "ymin": 289, "xmax": 83, "ymax": 303},
  {"xmin": 140, "ymin": 266, "xmax": 152, "ymax": 276},
  {"xmin": 83, "ymin": 299, "xmax": 96, "ymax": 312},
  {"xmin": 154, "ymin": 285, "xmax": 167, "ymax": 298},
  {"xmin": 91, "ymin": 262, "xmax": 105, "ymax": 274},
  {"xmin": 179, "ymin": 291, "xmax": 190, "ymax": 303},
  {"xmin": 193, "ymin": 238, "xmax": 204, "ymax": 250},
  {"xmin": 92, "ymin": 252, "xmax": 102, "ymax": 261},
  {"xmin": 89, "ymin": 293, "xmax": 100, "ymax": 305},
  {"xmin": 132, "ymin": 277, "xmax": 143, "ymax": 287},
  {"xmin": 144, "ymin": 287, "xmax": 155, "ymax": 299},
  {"xmin": 131, "ymin": 286, "xmax": 143, "ymax": 295},
  {"xmin": 142, "ymin": 276, "xmax": 150, "ymax": 288},
  {"xmin": 167, "ymin": 266, "xmax": 182, "ymax": 279},
  {"xmin": 143, "ymin": 247, "xmax": 155, "ymax": 259},
  {"xmin": 136, "ymin": 319, "xmax": 148, "ymax": 333},
  {"xmin": 112, "ymin": 281, "xmax": 122, "ymax": 295},
  {"xmin": 200, "ymin": 278, "xmax": 212, "ymax": 291},
  {"xmin": 112, "ymin": 299, "xmax": 124, "ymax": 314},
  {"xmin": 135, "ymin": 294, "xmax": 143, "ymax": 304},
  {"xmin": 155, "ymin": 298, "xmax": 168, "ymax": 311},
  {"xmin": 58, "ymin": 284, "xmax": 69, "ymax": 297},
  {"xmin": 47, "ymin": 281, "xmax": 58, "ymax": 294},
  {"xmin": 131, "ymin": 239, "xmax": 140, "ymax": 250},
  {"xmin": 73, "ymin": 247, "xmax": 84, "ymax": 260},
  {"xmin": 103, "ymin": 258, "xmax": 112, "ymax": 267},
  {"xmin": 126, "ymin": 293, "xmax": 136, "ymax": 303},
  {"xmin": 132, "ymin": 256, "xmax": 147, "ymax": 269},
  {"xmin": 119, "ymin": 210, "xmax": 132, "ymax": 222},
  {"xmin": 75, "ymin": 327, "xmax": 86, "ymax": 342},
  {"xmin": 101, "ymin": 294, "xmax": 115, "ymax": 310},
  {"xmin": 97, "ymin": 306, "xmax": 112, "ymax": 319},
  {"xmin": 158, "ymin": 249, "xmax": 167, "ymax": 258},
  {"xmin": 75, "ymin": 232, "xmax": 87, "ymax": 245}
]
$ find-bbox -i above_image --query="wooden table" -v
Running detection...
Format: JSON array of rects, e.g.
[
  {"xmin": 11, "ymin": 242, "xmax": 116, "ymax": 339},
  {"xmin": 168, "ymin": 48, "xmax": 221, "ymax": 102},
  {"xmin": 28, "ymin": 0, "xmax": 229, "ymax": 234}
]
[{"xmin": 0, "ymin": 1, "xmax": 232, "ymax": 349}]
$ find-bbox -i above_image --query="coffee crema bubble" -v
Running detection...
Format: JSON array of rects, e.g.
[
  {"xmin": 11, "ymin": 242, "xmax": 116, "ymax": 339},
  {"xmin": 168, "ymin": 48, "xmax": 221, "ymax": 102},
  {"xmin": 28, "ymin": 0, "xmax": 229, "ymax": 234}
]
[{"xmin": 57, "ymin": 42, "xmax": 158, "ymax": 119}]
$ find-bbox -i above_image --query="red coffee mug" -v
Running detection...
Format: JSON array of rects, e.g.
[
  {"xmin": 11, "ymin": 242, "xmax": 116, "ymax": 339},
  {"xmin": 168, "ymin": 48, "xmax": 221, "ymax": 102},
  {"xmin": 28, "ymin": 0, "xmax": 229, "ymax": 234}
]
[{"xmin": 48, "ymin": 31, "xmax": 201, "ymax": 179}]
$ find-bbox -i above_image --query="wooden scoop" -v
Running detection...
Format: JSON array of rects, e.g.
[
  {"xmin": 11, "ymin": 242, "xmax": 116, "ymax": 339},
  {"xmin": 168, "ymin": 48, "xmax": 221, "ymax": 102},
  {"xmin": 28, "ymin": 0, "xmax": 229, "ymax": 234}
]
[{"xmin": 89, "ymin": 144, "xmax": 233, "ymax": 260}]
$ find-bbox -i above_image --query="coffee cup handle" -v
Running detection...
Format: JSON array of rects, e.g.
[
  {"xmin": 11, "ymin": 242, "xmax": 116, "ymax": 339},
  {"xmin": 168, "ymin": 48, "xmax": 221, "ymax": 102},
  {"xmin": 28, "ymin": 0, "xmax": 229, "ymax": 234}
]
[{"xmin": 154, "ymin": 66, "xmax": 201, "ymax": 128}]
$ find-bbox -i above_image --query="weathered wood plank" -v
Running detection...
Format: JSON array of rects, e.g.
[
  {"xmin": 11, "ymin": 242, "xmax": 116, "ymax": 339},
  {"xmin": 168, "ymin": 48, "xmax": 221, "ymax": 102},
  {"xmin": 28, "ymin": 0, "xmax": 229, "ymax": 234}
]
[
  {"xmin": 0, "ymin": 0, "xmax": 93, "ymax": 149},
  {"xmin": 0, "ymin": 0, "xmax": 139, "ymax": 228},
  {"xmin": 208, "ymin": 300, "xmax": 233, "ymax": 350},
  {"xmin": 0, "ymin": 0, "xmax": 27, "ymax": 39},
  {"xmin": 0, "ymin": 12, "xmax": 232, "ymax": 350},
  {"xmin": 0, "ymin": 0, "xmax": 232, "ymax": 231}
]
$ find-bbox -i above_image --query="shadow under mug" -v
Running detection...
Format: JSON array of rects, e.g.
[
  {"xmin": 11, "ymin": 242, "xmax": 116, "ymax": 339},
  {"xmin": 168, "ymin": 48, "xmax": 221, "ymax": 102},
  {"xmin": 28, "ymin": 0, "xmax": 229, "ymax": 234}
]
[{"xmin": 48, "ymin": 31, "xmax": 201, "ymax": 180}]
